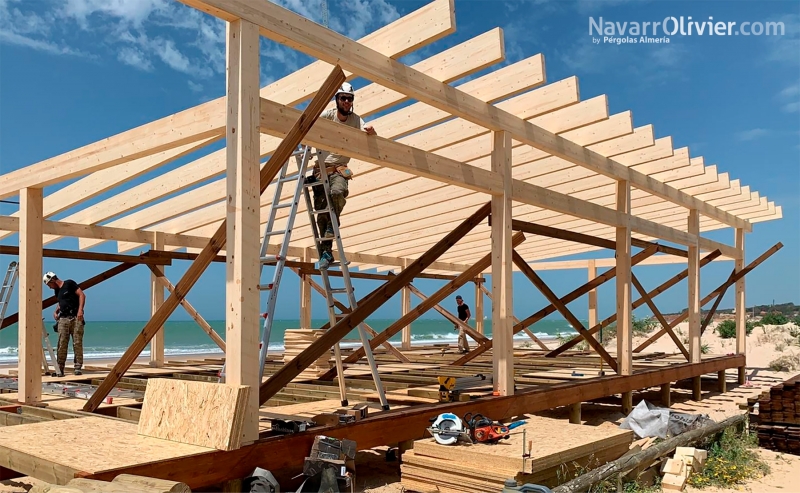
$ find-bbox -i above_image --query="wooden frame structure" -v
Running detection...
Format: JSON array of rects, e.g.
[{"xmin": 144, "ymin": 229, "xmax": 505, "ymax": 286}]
[{"xmin": 0, "ymin": 0, "xmax": 783, "ymax": 485}]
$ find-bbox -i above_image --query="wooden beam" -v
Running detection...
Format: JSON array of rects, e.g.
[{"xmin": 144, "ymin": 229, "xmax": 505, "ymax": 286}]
[
  {"xmin": 225, "ymin": 18, "xmax": 261, "ymax": 445},
  {"xmin": 0, "ymin": 246, "xmax": 170, "ymax": 266},
  {"xmin": 478, "ymin": 282, "xmax": 548, "ymax": 349},
  {"xmin": 688, "ymin": 209, "xmax": 701, "ymax": 364},
  {"xmin": 491, "ymin": 131, "xmax": 514, "ymax": 395},
  {"xmin": 150, "ymin": 232, "xmax": 165, "ymax": 368},
  {"xmin": 81, "ymin": 65, "xmax": 347, "ymax": 413},
  {"xmin": 735, "ymin": 228, "xmax": 746, "ymax": 382},
  {"xmin": 512, "ymin": 250, "xmax": 618, "ymax": 372},
  {"xmin": 407, "ymin": 283, "xmax": 489, "ymax": 345},
  {"xmin": 587, "ymin": 260, "xmax": 597, "ymax": 330},
  {"xmin": 616, "ymin": 180, "xmax": 632, "ymax": 376},
  {"xmin": 147, "ymin": 265, "xmax": 226, "ymax": 352},
  {"xmin": 401, "ymin": 259, "xmax": 412, "ymax": 350},
  {"xmin": 634, "ymin": 242, "xmax": 783, "ymax": 353},
  {"xmin": 454, "ymin": 245, "xmax": 657, "ymax": 365},
  {"xmin": 259, "ymin": 202, "xmax": 495, "ymax": 403},
  {"xmin": 474, "ymin": 280, "xmax": 484, "ymax": 335},
  {"xmin": 631, "ymin": 274, "xmax": 690, "ymax": 360},
  {"xmin": 177, "ymin": 0, "xmax": 751, "ymax": 232},
  {"xmin": 300, "ymin": 247, "xmax": 312, "ymax": 330},
  {"xmin": 19, "ymin": 188, "xmax": 43, "ymax": 404},
  {"xmin": 549, "ymin": 250, "xmax": 723, "ymax": 356},
  {"xmin": 80, "ymin": 355, "xmax": 744, "ymax": 489},
  {"xmin": 1, "ymin": 262, "xmax": 137, "ymax": 331}
]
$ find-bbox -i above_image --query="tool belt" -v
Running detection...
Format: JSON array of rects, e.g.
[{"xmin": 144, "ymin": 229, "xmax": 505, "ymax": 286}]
[{"xmin": 315, "ymin": 164, "xmax": 354, "ymax": 180}]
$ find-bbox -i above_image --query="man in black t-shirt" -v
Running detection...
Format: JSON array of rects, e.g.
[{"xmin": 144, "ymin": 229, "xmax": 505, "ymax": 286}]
[
  {"xmin": 454, "ymin": 295, "xmax": 471, "ymax": 353},
  {"xmin": 43, "ymin": 272, "xmax": 86, "ymax": 377}
]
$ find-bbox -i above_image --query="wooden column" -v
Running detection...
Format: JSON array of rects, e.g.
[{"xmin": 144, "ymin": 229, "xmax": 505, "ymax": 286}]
[
  {"xmin": 660, "ymin": 382, "xmax": 671, "ymax": 407},
  {"xmin": 587, "ymin": 259, "xmax": 597, "ymax": 340},
  {"xmin": 491, "ymin": 131, "xmax": 514, "ymax": 396},
  {"xmin": 225, "ymin": 18, "xmax": 260, "ymax": 444},
  {"xmin": 149, "ymin": 232, "xmax": 165, "ymax": 367},
  {"xmin": 401, "ymin": 259, "xmax": 412, "ymax": 350},
  {"xmin": 735, "ymin": 228, "xmax": 746, "ymax": 384},
  {"xmin": 688, "ymin": 210, "xmax": 702, "ymax": 400},
  {"xmin": 474, "ymin": 280, "xmax": 484, "ymax": 335},
  {"xmin": 569, "ymin": 402, "xmax": 581, "ymax": 424},
  {"xmin": 300, "ymin": 247, "xmax": 313, "ymax": 329},
  {"xmin": 717, "ymin": 370, "xmax": 727, "ymax": 393},
  {"xmin": 615, "ymin": 181, "xmax": 632, "ymax": 376},
  {"xmin": 18, "ymin": 188, "xmax": 43, "ymax": 404}
]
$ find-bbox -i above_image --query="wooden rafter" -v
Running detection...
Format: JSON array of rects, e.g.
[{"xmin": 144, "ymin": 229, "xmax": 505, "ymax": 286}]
[{"xmin": 82, "ymin": 65, "xmax": 348, "ymax": 413}]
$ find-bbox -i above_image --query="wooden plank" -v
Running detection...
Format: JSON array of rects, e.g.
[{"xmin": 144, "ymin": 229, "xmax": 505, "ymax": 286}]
[
  {"xmin": 261, "ymin": 203, "xmax": 495, "ymax": 401},
  {"xmin": 81, "ymin": 356, "xmax": 743, "ymax": 489},
  {"xmin": 19, "ymin": 188, "xmax": 43, "ymax": 404},
  {"xmin": 616, "ymin": 180, "xmax": 632, "ymax": 376},
  {"xmin": 177, "ymin": 0, "xmax": 751, "ymax": 232},
  {"xmin": 401, "ymin": 260, "xmax": 412, "ymax": 350},
  {"xmin": 138, "ymin": 379, "xmax": 249, "ymax": 451},
  {"xmin": 512, "ymin": 250, "xmax": 618, "ymax": 372},
  {"xmin": 474, "ymin": 280, "xmax": 484, "ymax": 335},
  {"xmin": 225, "ymin": 18, "xmax": 261, "ymax": 444},
  {"xmin": 492, "ymin": 131, "xmax": 514, "ymax": 395},
  {"xmin": 688, "ymin": 209, "xmax": 701, "ymax": 363},
  {"xmin": 0, "ymin": 246, "xmax": 169, "ymax": 266},
  {"xmin": 300, "ymin": 248, "xmax": 312, "ymax": 329},
  {"xmin": 81, "ymin": 66, "xmax": 347, "ymax": 413}
]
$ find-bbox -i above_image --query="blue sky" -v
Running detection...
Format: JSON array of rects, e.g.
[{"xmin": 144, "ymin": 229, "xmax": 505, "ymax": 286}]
[{"xmin": 0, "ymin": 0, "xmax": 798, "ymax": 324}]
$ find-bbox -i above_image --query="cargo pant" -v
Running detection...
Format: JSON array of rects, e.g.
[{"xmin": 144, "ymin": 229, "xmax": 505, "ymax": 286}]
[
  {"xmin": 56, "ymin": 317, "xmax": 84, "ymax": 374},
  {"xmin": 457, "ymin": 325, "xmax": 470, "ymax": 353},
  {"xmin": 311, "ymin": 172, "xmax": 349, "ymax": 256}
]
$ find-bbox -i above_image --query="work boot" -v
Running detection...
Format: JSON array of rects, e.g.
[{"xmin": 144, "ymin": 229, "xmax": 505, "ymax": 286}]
[
  {"xmin": 74, "ymin": 369, "xmax": 83, "ymax": 376},
  {"xmin": 318, "ymin": 251, "xmax": 334, "ymax": 271},
  {"xmin": 324, "ymin": 227, "xmax": 335, "ymax": 239}
]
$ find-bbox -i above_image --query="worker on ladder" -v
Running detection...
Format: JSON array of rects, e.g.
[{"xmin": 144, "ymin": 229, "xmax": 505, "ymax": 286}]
[{"xmin": 312, "ymin": 82, "xmax": 377, "ymax": 270}]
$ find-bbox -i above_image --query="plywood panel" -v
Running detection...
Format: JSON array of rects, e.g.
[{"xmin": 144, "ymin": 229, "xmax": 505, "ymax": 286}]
[{"xmin": 137, "ymin": 379, "xmax": 249, "ymax": 451}]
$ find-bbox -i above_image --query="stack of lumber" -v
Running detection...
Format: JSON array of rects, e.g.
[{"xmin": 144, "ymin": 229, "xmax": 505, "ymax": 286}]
[
  {"xmin": 750, "ymin": 375, "xmax": 800, "ymax": 454},
  {"xmin": 31, "ymin": 474, "xmax": 190, "ymax": 493},
  {"xmin": 283, "ymin": 329, "xmax": 331, "ymax": 381},
  {"xmin": 400, "ymin": 416, "xmax": 633, "ymax": 492},
  {"xmin": 660, "ymin": 447, "xmax": 707, "ymax": 492}
]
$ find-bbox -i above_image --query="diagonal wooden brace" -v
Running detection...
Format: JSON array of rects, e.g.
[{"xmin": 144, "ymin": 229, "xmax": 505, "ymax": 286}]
[
  {"xmin": 478, "ymin": 282, "xmax": 548, "ymax": 350},
  {"xmin": 512, "ymin": 250, "xmax": 618, "ymax": 373},
  {"xmin": 635, "ymin": 242, "xmax": 783, "ymax": 353},
  {"xmin": 260, "ymin": 202, "xmax": 496, "ymax": 402},
  {"xmin": 452, "ymin": 245, "xmax": 659, "ymax": 366},
  {"xmin": 548, "ymin": 249, "xmax": 722, "ymax": 357},
  {"xmin": 631, "ymin": 273, "xmax": 689, "ymax": 360},
  {"xmin": 82, "ymin": 65, "xmax": 348, "ymax": 413},
  {"xmin": 407, "ymin": 283, "xmax": 490, "ymax": 344}
]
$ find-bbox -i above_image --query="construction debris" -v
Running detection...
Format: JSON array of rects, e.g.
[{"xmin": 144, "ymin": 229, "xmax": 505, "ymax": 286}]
[{"xmin": 660, "ymin": 447, "xmax": 707, "ymax": 491}]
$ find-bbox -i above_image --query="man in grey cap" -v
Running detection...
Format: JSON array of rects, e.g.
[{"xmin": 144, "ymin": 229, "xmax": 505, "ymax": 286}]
[{"xmin": 454, "ymin": 295, "xmax": 471, "ymax": 353}]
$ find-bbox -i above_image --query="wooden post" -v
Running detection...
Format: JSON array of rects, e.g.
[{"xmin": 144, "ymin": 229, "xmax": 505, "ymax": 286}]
[
  {"xmin": 717, "ymin": 370, "xmax": 727, "ymax": 393},
  {"xmin": 660, "ymin": 382, "xmax": 671, "ymax": 407},
  {"xmin": 149, "ymin": 232, "xmax": 165, "ymax": 367},
  {"xmin": 616, "ymin": 180, "xmax": 632, "ymax": 377},
  {"xmin": 569, "ymin": 402, "xmax": 581, "ymax": 424},
  {"xmin": 19, "ymin": 187, "xmax": 43, "ymax": 404},
  {"xmin": 587, "ymin": 260, "xmax": 597, "ymax": 329},
  {"xmin": 735, "ymin": 228, "xmax": 746, "ymax": 384},
  {"xmin": 692, "ymin": 376, "xmax": 703, "ymax": 401},
  {"xmin": 688, "ymin": 209, "xmax": 701, "ymax": 368},
  {"xmin": 474, "ymin": 280, "xmax": 484, "ymax": 335},
  {"xmin": 621, "ymin": 391, "xmax": 633, "ymax": 416},
  {"xmin": 225, "ymin": 18, "xmax": 260, "ymax": 444},
  {"xmin": 401, "ymin": 259, "xmax": 412, "ymax": 350},
  {"xmin": 300, "ymin": 247, "xmax": 313, "ymax": 329},
  {"xmin": 491, "ymin": 131, "xmax": 514, "ymax": 396}
]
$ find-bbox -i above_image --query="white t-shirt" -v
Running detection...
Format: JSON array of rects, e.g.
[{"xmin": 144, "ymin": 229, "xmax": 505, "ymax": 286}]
[{"xmin": 319, "ymin": 108, "xmax": 367, "ymax": 166}]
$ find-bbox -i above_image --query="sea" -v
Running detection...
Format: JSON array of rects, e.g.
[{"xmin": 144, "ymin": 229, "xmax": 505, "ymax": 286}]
[{"xmin": 0, "ymin": 319, "xmax": 579, "ymax": 363}]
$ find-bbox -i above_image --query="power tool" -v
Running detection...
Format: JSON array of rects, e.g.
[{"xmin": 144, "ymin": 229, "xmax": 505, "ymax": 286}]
[{"xmin": 464, "ymin": 413, "xmax": 510, "ymax": 444}]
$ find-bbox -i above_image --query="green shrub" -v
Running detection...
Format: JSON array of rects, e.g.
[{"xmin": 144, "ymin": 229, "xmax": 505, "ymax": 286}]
[
  {"xmin": 761, "ymin": 312, "xmax": 789, "ymax": 325},
  {"xmin": 701, "ymin": 343, "xmax": 711, "ymax": 354},
  {"xmin": 688, "ymin": 424, "xmax": 769, "ymax": 488},
  {"xmin": 716, "ymin": 320, "xmax": 754, "ymax": 339}
]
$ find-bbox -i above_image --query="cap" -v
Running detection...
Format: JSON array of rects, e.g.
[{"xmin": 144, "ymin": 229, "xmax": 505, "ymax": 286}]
[
  {"xmin": 43, "ymin": 271, "xmax": 57, "ymax": 285},
  {"xmin": 455, "ymin": 295, "xmax": 463, "ymax": 300}
]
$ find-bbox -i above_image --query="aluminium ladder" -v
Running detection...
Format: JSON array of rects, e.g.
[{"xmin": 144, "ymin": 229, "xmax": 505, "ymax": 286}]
[{"xmin": 302, "ymin": 151, "xmax": 390, "ymax": 410}]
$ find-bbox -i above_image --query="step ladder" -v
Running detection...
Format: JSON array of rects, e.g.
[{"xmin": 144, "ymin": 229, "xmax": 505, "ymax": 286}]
[
  {"xmin": 302, "ymin": 151, "xmax": 390, "ymax": 410},
  {"xmin": 0, "ymin": 262, "xmax": 61, "ymax": 376},
  {"xmin": 219, "ymin": 145, "xmax": 314, "ymax": 383}
]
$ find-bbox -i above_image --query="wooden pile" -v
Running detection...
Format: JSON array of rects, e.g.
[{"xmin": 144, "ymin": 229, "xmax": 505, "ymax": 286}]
[
  {"xmin": 31, "ymin": 474, "xmax": 190, "ymax": 493},
  {"xmin": 750, "ymin": 375, "xmax": 800, "ymax": 454},
  {"xmin": 400, "ymin": 416, "xmax": 634, "ymax": 492},
  {"xmin": 660, "ymin": 447, "xmax": 707, "ymax": 492},
  {"xmin": 283, "ymin": 329, "xmax": 331, "ymax": 381}
]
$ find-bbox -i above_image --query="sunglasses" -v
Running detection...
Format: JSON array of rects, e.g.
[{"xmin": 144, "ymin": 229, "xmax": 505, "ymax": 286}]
[{"xmin": 338, "ymin": 95, "xmax": 354, "ymax": 102}]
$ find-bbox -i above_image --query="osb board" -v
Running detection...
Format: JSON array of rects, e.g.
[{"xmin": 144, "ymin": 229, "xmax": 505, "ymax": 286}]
[
  {"xmin": 137, "ymin": 379, "xmax": 249, "ymax": 451},
  {"xmin": 0, "ymin": 417, "xmax": 211, "ymax": 484},
  {"xmin": 413, "ymin": 415, "xmax": 633, "ymax": 474}
]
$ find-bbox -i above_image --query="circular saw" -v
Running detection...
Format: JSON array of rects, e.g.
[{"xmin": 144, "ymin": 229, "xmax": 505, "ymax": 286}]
[{"xmin": 427, "ymin": 413, "xmax": 469, "ymax": 445}]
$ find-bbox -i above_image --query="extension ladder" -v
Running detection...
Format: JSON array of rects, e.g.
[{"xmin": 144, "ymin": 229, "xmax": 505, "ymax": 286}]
[
  {"xmin": 41, "ymin": 320, "xmax": 61, "ymax": 376},
  {"xmin": 302, "ymin": 151, "xmax": 390, "ymax": 410}
]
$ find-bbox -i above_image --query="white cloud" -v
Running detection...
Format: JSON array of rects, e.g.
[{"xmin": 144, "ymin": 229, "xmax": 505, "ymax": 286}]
[
  {"xmin": 784, "ymin": 101, "xmax": 800, "ymax": 113},
  {"xmin": 765, "ymin": 13, "xmax": 799, "ymax": 66},
  {"xmin": 58, "ymin": 0, "xmax": 169, "ymax": 29},
  {"xmin": 117, "ymin": 46, "xmax": 153, "ymax": 71},
  {"xmin": 0, "ymin": 0, "xmax": 89, "ymax": 57},
  {"xmin": 188, "ymin": 80, "xmax": 203, "ymax": 93},
  {"xmin": 736, "ymin": 128, "xmax": 770, "ymax": 141},
  {"xmin": 778, "ymin": 84, "xmax": 800, "ymax": 113}
]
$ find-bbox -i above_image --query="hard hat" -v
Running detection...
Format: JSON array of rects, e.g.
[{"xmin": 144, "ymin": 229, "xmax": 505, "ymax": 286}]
[
  {"xmin": 43, "ymin": 271, "xmax": 57, "ymax": 284},
  {"xmin": 335, "ymin": 82, "xmax": 355, "ymax": 98}
]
